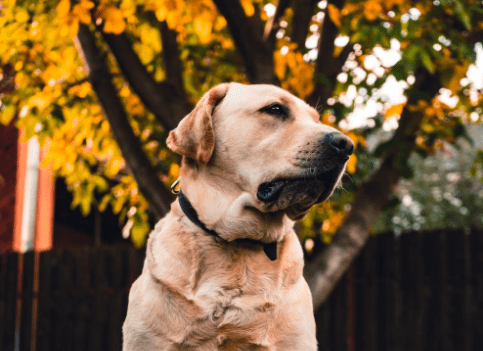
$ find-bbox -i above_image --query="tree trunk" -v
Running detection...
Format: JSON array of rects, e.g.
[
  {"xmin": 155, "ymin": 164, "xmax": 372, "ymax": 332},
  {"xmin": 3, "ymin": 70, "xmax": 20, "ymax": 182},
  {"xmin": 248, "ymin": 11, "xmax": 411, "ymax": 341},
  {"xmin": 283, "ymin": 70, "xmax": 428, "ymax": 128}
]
[{"xmin": 304, "ymin": 68, "xmax": 441, "ymax": 310}]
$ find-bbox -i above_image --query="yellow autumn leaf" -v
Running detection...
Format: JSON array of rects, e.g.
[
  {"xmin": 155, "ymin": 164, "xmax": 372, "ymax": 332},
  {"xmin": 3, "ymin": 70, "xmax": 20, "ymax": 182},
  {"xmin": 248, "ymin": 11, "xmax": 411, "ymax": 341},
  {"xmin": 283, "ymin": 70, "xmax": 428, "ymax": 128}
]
[
  {"xmin": 56, "ymin": 0, "xmax": 70, "ymax": 17},
  {"xmin": 346, "ymin": 154, "xmax": 357, "ymax": 174},
  {"xmin": 240, "ymin": 0, "xmax": 255, "ymax": 17},
  {"xmin": 120, "ymin": 0, "xmax": 137, "ymax": 23},
  {"xmin": 214, "ymin": 16, "xmax": 227, "ymax": 31},
  {"xmin": 193, "ymin": 12, "xmax": 213, "ymax": 43},
  {"xmin": 155, "ymin": 6, "xmax": 167, "ymax": 22},
  {"xmin": 382, "ymin": 0, "xmax": 403, "ymax": 9},
  {"xmin": 341, "ymin": 3, "xmax": 361, "ymax": 16},
  {"xmin": 72, "ymin": 1, "xmax": 94, "ymax": 25},
  {"xmin": 346, "ymin": 132, "xmax": 367, "ymax": 149},
  {"xmin": 29, "ymin": 91, "xmax": 52, "ymax": 111},
  {"xmin": 14, "ymin": 61, "xmax": 23, "ymax": 71},
  {"xmin": 447, "ymin": 65, "xmax": 468, "ymax": 94},
  {"xmin": 131, "ymin": 215, "xmax": 150, "ymax": 248},
  {"xmin": 169, "ymin": 163, "xmax": 180, "ymax": 178},
  {"xmin": 408, "ymin": 99, "xmax": 429, "ymax": 112},
  {"xmin": 15, "ymin": 9, "xmax": 29, "ymax": 23},
  {"xmin": 0, "ymin": 105, "xmax": 16, "ymax": 125},
  {"xmin": 274, "ymin": 51, "xmax": 287, "ymax": 81},
  {"xmin": 424, "ymin": 106, "xmax": 437, "ymax": 117},
  {"xmin": 364, "ymin": 0, "xmax": 383, "ymax": 21},
  {"xmin": 105, "ymin": 156, "xmax": 125, "ymax": 178},
  {"xmin": 165, "ymin": 12, "xmax": 179, "ymax": 30},
  {"xmin": 100, "ymin": 4, "xmax": 126, "ymax": 34},
  {"xmin": 59, "ymin": 14, "xmax": 79, "ymax": 37},
  {"xmin": 384, "ymin": 103, "xmax": 405, "ymax": 118},
  {"xmin": 327, "ymin": 4, "xmax": 342, "ymax": 28}
]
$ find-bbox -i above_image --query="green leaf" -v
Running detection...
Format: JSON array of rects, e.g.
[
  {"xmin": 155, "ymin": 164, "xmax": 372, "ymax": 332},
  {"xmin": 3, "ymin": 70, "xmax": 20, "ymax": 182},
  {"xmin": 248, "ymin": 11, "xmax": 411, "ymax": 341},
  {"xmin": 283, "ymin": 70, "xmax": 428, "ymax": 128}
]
[
  {"xmin": 419, "ymin": 49, "xmax": 435, "ymax": 74},
  {"xmin": 392, "ymin": 62, "xmax": 405, "ymax": 81},
  {"xmin": 402, "ymin": 44, "xmax": 420, "ymax": 74},
  {"xmin": 470, "ymin": 150, "xmax": 483, "ymax": 178},
  {"xmin": 373, "ymin": 138, "xmax": 396, "ymax": 158},
  {"xmin": 455, "ymin": 1, "xmax": 472, "ymax": 31},
  {"xmin": 383, "ymin": 194, "xmax": 401, "ymax": 210},
  {"xmin": 313, "ymin": 72, "xmax": 333, "ymax": 88}
]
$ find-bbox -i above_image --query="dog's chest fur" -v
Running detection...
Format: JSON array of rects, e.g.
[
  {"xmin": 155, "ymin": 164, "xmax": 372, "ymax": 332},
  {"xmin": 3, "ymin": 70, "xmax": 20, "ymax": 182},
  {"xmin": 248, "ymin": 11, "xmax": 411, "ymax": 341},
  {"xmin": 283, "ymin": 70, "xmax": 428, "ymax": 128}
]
[{"xmin": 137, "ymin": 210, "xmax": 304, "ymax": 349}]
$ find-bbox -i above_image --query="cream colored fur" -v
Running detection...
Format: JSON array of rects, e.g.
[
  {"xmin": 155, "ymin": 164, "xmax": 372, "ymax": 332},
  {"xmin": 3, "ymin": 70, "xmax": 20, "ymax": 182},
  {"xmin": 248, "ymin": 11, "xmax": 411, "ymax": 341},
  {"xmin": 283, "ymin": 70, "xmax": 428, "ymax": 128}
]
[{"xmin": 123, "ymin": 83, "xmax": 347, "ymax": 350}]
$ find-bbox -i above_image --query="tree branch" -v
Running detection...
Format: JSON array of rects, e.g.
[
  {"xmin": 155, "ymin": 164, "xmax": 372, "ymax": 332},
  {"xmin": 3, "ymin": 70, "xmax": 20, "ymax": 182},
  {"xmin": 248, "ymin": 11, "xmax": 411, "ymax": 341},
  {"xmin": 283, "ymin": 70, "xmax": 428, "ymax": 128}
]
[
  {"xmin": 100, "ymin": 30, "xmax": 191, "ymax": 131},
  {"xmin": 75, "ymin": 23, "xmax": 173, "ymax": 218},
  {"xmin": 159, "ymin": 21, "xmax": 185, "ymax": 95},
  {"xmin": 213, "ymin": 0, "xmax": 279, "ymax": 85},
  {"xmin": 263, "ymin": 0, "xmax": 291, "ymax": 47},
  {"xmin": 290, "ymin": 0, "xmax": 318, "ymax": 50},
  {"xmin": 306, "ymin": 0, "xmax": 349, "ymax": 109},
  {"xmin": 0, "ymin": 64, "xmax": 15, "ymax": 94},
  {"xmin": 305, "ymin": 68, "xmax": 442, "ymax": 310}
]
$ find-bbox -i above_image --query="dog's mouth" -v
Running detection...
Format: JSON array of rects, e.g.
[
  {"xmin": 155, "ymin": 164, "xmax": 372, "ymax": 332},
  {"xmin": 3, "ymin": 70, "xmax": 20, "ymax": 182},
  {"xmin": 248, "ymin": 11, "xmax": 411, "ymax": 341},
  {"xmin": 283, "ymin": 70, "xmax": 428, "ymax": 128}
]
[{"xmin": 256, "ymin": 165, "xmax": 345, "ymax": 217}]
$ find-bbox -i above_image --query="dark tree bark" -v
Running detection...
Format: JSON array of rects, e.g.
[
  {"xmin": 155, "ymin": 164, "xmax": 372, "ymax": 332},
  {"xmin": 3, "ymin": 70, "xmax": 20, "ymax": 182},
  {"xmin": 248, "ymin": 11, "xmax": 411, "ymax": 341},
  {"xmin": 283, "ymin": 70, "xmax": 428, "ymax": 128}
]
[
  {"xmin": 304, "ymin": 68, "xmax": 442, "ymax": 309},
  {"xmin": 307, "ymin": 0, "xmax": 352, "ymax": 109},
  {"xmin": 263, "ymin": 0, "xmax": 291, "ymax": 47},
  {"xmin": 75, "ymin": 24, "xmax": 174, "ymax": 218},
  {"xmin": 291, "ymin": 0, "xmax": 318, "ymax": 50},
  {"xmin": 101, "ymin": 31, "xmax": 191, "ymax": 130},
  {"xmin": 159, "ymin": 21, "xmax": 185, "ymax": 96},
  {"xmin": 213, "ymin": 0, "xmax": 280, "ymax": 85}
]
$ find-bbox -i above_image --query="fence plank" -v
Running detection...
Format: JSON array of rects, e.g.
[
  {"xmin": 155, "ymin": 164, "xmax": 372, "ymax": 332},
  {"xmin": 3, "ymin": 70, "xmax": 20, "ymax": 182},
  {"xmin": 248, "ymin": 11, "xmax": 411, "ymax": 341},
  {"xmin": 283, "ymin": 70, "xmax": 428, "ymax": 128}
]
[
  {"xmin": 90, "ymin": 247, "xmax": 108, "ymax": 351},
  {"xmin": 19, "ymin": 251, "xmax": 35, "ymax": 351},
  {"xmin": 347, "ymin": 265, "xmax": 356, "ymax": 351},
  {"xmin": 72, "ymin": 247, "xmax": 90, "ymax": 351},
  {"xmin": 400, "ymin": 232, "xmax": 426, "ymax": 351},
  {"xmin": 36, "ymin": 250, "xmax": 53, "ymax": 351},
  {"xmin": 1, "ymin": 252, "xmax": 18, "ymax": 351},
  {"xmin": 413, "ymin": 232, "xmax": 426, "ymax": 351},
  {"xmin": 472, "ymin": 229, "xmax": 483, "ymax": 351},
  {"xmin": 107, "ymin": 247, "xmax": 124, "ymax": 351},
  {"xmin": 55, "ymin": 249, "xmax": 75, "ymax": 351},
  {"xmin": 461, "ymin": 230, "xmax": 473, "ymax": 351},
  {"xmin": 315, "ymin": 298, "xmax": 331, "ymax": 351},
  {"xmin": 358, "ymin": 237, "xmax": 378, "ymax": 351},
  {"xmin": 338, "ymin": 273, "xmax": 349, "ymax": 351},
  {"xmin": 377, "ymin": 233, "xmax": 402, "ymax": 351},
  {"xmin": 427, "ymin": 230, "xmax": 452, "ymax": 351},
  {"xmin": 0, "ymin": 252, "xmax": 5, "ymax": 351}
]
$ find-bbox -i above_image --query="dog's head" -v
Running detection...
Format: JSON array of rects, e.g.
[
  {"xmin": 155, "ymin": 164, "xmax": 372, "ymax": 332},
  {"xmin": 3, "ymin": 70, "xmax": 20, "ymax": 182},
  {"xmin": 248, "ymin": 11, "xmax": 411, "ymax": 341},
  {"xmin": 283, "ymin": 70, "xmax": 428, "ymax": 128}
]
[{"xmin": 167, "ymin": 83, "xmax": 353, "ymax": 223}]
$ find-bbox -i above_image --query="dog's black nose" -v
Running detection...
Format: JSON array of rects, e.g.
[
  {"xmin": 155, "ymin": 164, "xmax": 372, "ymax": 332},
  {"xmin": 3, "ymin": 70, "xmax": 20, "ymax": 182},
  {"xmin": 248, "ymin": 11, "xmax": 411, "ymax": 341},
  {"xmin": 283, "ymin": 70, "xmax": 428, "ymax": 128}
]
[{"xmin": 324, "ymin": 132, "xmax": 354, "ymax": 160}]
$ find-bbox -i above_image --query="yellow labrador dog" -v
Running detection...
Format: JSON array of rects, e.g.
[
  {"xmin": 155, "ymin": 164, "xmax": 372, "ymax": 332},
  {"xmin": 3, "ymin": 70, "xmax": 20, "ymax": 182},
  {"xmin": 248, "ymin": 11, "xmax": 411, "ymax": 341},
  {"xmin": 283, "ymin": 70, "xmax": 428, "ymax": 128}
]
[{"xmin": 123, "ymin": 83, "xmax": 354, "ymax": 350}]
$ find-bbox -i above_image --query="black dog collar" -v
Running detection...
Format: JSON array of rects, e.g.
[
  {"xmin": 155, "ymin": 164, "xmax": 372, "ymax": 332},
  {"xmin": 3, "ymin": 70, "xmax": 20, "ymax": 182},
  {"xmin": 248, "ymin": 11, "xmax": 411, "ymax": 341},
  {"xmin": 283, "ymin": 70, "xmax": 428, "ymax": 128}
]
[{"xmin": 177, "ymin": 189, "xmax": 278, "ymax": 261}]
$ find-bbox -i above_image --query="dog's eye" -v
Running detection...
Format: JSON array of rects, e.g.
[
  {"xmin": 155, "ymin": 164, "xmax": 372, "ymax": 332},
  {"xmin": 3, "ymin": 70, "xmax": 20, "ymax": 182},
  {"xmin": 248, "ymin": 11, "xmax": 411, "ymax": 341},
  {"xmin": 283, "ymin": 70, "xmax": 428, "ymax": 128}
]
[{"xmin": 261, "ymin": 103, "xmax": 288, "ymax": 118}]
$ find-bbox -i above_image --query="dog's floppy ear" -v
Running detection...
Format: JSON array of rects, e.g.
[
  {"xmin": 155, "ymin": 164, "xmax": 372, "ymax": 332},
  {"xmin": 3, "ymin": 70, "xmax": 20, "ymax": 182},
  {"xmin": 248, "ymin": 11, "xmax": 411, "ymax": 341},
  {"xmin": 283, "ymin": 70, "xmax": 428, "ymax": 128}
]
[{"xmin": 166, "ymin": 83, "xmax": 229, "ymax": 164}]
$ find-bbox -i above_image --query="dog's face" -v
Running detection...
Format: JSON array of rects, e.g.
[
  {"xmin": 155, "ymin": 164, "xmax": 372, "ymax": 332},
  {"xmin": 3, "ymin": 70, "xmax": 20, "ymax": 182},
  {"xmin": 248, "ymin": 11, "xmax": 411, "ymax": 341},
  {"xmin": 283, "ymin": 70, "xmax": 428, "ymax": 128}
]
[{"xmin": 167, "ymin": 83, "xmax": 354, "ymax": 221}]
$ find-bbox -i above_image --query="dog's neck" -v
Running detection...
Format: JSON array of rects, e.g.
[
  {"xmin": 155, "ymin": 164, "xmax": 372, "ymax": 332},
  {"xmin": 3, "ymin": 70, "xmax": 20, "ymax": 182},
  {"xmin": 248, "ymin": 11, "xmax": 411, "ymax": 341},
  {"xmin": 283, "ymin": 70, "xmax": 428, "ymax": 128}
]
[
  {"xmin": 177, "ymin": 171, "xmax": 289, "ymax": 245},
  {"xmin": 177, "ymin": 189, "xmax": 278, "ymax": 261}
]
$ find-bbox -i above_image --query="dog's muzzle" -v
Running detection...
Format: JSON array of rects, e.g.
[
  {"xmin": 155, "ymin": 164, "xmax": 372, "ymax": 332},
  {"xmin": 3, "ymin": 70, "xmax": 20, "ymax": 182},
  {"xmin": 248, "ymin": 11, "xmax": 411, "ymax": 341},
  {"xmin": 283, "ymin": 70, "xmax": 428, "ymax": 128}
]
[{"xmin": 257, "ymin": 132, "xmax": 354, "ymax": 204}]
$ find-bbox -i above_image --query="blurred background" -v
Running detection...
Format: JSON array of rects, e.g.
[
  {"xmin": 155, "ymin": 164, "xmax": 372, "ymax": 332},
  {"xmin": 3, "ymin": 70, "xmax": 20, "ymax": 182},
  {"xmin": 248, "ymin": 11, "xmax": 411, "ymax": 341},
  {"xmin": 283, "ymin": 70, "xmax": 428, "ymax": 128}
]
[{"xmin": 0, "ymin": 0, "xmax": 482, "ymax": 350}]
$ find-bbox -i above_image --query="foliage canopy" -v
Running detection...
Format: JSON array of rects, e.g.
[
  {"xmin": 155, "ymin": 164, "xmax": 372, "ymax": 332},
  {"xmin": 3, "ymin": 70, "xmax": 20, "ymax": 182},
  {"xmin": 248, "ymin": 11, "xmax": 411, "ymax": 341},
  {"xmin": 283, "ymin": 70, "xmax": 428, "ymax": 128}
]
[{"xmin": 1, "ymin": 0, "xmax": 482, "ymax": 248}]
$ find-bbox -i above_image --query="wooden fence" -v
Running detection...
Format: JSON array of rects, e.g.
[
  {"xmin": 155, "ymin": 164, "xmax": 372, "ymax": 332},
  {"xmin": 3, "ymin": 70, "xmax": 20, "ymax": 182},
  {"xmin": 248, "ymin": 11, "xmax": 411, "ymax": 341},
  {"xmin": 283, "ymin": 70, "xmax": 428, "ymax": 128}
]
[
  {"xmin": 0, "ymin": 229, "xmax": 482, "ymax": 351},
  {"xmin": 0, "ymin": 246, "xmax": 146, "ymax": 351},
  {"xmin": 316, "ymin": 228, "xmax": 483, "ymax": 351}
]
